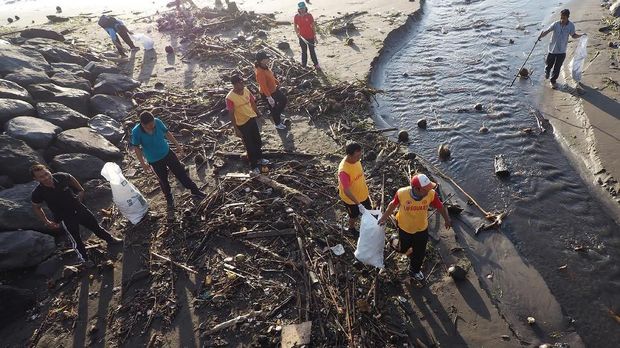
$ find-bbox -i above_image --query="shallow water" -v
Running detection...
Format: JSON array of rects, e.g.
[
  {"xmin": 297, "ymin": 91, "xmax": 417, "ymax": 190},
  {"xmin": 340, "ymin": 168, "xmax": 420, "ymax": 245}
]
[{"xmin": 371, "ymin": 0, "xmax": 620, "ymax": 346}]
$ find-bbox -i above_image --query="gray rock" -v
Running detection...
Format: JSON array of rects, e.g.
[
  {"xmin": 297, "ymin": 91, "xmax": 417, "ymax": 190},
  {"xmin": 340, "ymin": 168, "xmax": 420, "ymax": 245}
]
[
  {"xmin": 0, "ymin": 182, "xmax": 49, "ymax": 232},
  {"xmin": 0, "ymin": 98, "xmax": 36, "ymax": 125},
  {"xmin": 0, "ymin": 285, "xmax": 36, "ymax": 326},
  {"xmin": 0, "ymin": 230, "xmax": 56, "ymax": 270},
  {"xmin": 0, "ymin": 79, "xmax": 33, "ymax": 103},
  {"xmin": 35, "ymin": 254, "xmax": 62, "ymax": 277},
  {"xmin": 88, "ymin": 114, "xmax": 124, "ymax": 144},
  {"xmin": 54, "ymin": 127, "xmax": 122, "ymax": 161},
  {"xmin": 51, "ymin": 62, "xmax": 92, "ymax": 80},
  {"xmin": 84, "ymin": 61, "xmax": 121, "ymax": 80},
  {"xmin": 612, "ymin": 1, "xmax": 620, "ymax": 17},
  {"xmin": 36, "ymin": 102, "xmax": 90, "ymax": 130},
  {"xmin": 27, "ymin": 83, "xmax": 90, "ymax": 114},
  {"xmin": 5, "ymin": 116, "xmax": 61, "ymax": 149},
  {"xmin": 38, "ymin": 46, "xmax": 88, "ymax": 66},
  {"xmin": 0, "ymin": 135, "xmax": 44, "ymax": 183},
  {"xmin": 3, "ymin": 68, "xmax": 52, "ymax": 87},
  {"xmin": 93, "ymin": 73, "xmax": 140, "ymax": 95},
  {"xmin": 23, "ymin": 37, "xmax": 64, "ymax": 46},
  {"xmin": 50, "ymin": 153, "xmax": 105, "ymax": 183},
  {"xmin": 82, "ymin": 179, "xmax": 112, "ymax": 211},
  {"xmin": 90, "ymin": 94, "xmax": 133, "ymax": 121},
  {"xmin": 20, "ymin": 28, "xmax": 65, "ymax": 42},
  {"xmin": 0, "ymin": 46, "xmax": 51, "ymax": 75},
  {"xmin": 0, "ymin": 175, "xmax": 14, "ymax": 189},
  {"xmin": 51, "ymin": 72, "xmax": 91, "ymax": 92}
]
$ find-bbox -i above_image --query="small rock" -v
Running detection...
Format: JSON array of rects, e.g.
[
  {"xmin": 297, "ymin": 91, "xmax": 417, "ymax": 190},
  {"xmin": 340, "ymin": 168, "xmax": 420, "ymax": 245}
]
[
  {"xmin": 417, "ymin": 119, "xmax": 427, "ymax": 129},
  {"xmin": 398, "ymin": 130, "xmax": 409, "ymax": 142},
  {"xmin": 610, "ymin": 41, "xmax": 615, "ymax": 48},
  {"xmin": 479, "ymin": 126, "xmax": 489, "ymax": 133},
  {"xmin": 194, "ymin": 154, "xmax": 204, "ymax": 165},
  {"xmin": 154, "ymin": 82, "xmax": 165, "ymax": 90},
  {"xmin": 474, "ymin": 103, "xmax": 483, "ymax": 111},
  {"xmin": 509, "ymin": 39, "xmax": 514, "ymax": 44},
  {"xmin": 527, "ymin": 316, "xmax": 536, "ymax": 325},
  {"xmin": 56, "ymin": 6, "xmax": 62, "ymax": 13},
  {"xmin": 519, "ymin": 68, "xmax": 530, "ymax": 78},
  {"xmin": 165, "ymin": 45, "xmax": 174, "ymax": 54},
  {"xmin": 7, "ymin": 17, "xmax": 14, "ymax": 24},
  {"xmin": 277, "ymin": 41, "xmax": 290, "ymax": 51},
  {"xmin": 438, "ymin": 143, "xmax": 451, "ymax": 160},
  {"xmin": 448, "ymin": 265, "xmax": 467, "ymax": 281},
  {"xmin": 402, "ymin": 72, "xmax": 409, "ymax": 77}
]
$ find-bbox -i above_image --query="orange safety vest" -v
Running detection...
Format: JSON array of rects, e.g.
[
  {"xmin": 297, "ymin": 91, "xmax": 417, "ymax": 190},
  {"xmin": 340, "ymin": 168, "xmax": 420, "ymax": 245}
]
[
  {"xmin": 226, "ymin": 87, "xmax": 256, "ymax": 127},
  {"xmin": 395, "ymin": 187, "xmax": 436, "ymax": 234},
  {"xmin": 338, "ymin": 157, "xmax": 369, "ymax": 205}
]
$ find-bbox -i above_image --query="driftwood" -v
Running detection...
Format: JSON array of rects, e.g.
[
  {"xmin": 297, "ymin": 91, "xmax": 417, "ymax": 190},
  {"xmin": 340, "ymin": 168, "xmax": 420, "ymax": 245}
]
[
  {"xmin": 205, "ymin": 311, "xmax": 261, "ymax": 335},
  {"xmin": 150, "ymin": 251, "xmax": 198, "ymax": 274},
  {"xmin": 255, "ymin": 175, "xmax": 313, "ymax": 206},
  {"xmin": 231, "ymin": 228, "xmax": 296, "ymax": 239}
]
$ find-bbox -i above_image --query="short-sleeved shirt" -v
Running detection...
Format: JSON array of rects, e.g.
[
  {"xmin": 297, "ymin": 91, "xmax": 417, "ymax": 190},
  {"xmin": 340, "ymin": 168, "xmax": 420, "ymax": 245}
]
[
  {"xmin": 104, "ymin": 18, "xmax": 124, "ymax": 40},
  {"xmin": 226, "ymin": 87, "xmax": 257, "ymax": 127},
  {"xmin": 130, "ymin": 118, "xmax": 170, "ymax": 163},
  {"xmin": 294, "ymin": 13, "xmax": 315, "ymax": 40},
  {"xmin": 546, "ymin": 21, "xmax": 575, "ymax": 54},
  {"xmin": 31, "ymin": 172, "xmax": 82, "ymax": 221}
]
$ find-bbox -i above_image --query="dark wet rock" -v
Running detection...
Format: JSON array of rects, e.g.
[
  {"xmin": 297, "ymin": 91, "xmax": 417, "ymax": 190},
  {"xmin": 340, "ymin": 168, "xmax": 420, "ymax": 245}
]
[
  {"xmin": 448, "ymin": 265, "xmax": 467, "ymax": 281},
  {"xmin": 0, "ymin": 98, "xmax": 36, "ymax": 124},
  {"xmin": 54, "ymin": 127, "xmax": 122, "ymax": 161},
  {"xmin": 50, "ymin": 153, "xmax": 105, "ymax": 183},
  {"xmin": 5, "ymin": 116, "xmax": 61, "ymax": 149},
  {"xmin": 611, "ymin": 1, "xmax": 620, "ymax": 17},
  {"xmin": 3, "ymin": 68, "xmax": 52, "ymax": 87},
  {"xmin": 398, "ymin": 130, "xmax": 409, "ymax": 142},
  {"xmin": 0, "ymin": 46, "xmax": 51, "ymax": 75},
  {"xmin": 35, "ymin": 255, "xmax": 62, "ymax": 277},
  {"xmin": 474, "ymin": 103, "xmax": 483, "ymax": 111},
  {"xmin": 90, "ymin": 94, "xmax": 133, "ymax": 121},
  {"xmin": 82, "ymin": 179, "xmax": 112, "ymax": 211},
  {"xmin": 88, "ymin": 114, "xmax": 124, "ymax": 144},
  {"xmin": 46, "ymin": 15, "xmax": 69, "ymax": 23},
  {"xmin": 51, "ymin": 62, "xmax": 92, "ymax": 80},
  {"xmin": 36, "ymin": 102, "xmax": 90, "ymax": 130},
  {"xmin": 51, "ymin": 72, "xmax": 91, "ymax": 92},
  {"xmin": 0, "ymin": 230, "xmax": 55, "ymax": 270},
  {"xmin": 0, "ymin": 175, "xmax": 14, "ymax": 189},
  {"xmin": 0, "ymin": 182, "xmax": 49, "ymax": 231},
  {"xmin": 93, "ymin": 73, "xmax": 140, "ymax": 95},
  {"xmin": 0, "ymin": 79, "xmax": 33, "ymax": 103},
  {"xmin": 23, "ymin": 37, "xmax": 62, "ymax": 47},
  {"xmin": 0, "ymin": 135, "xmax": 44, "ymax": 183},
  {"xmin": 277, "ymin": 41, "xmax": 290, "ymax": 50},
  {"xmin": 479, "ymin": 126, "xmax": 489, "ymax": 133},
  {"xmin": 417, "ymin": 119, "xmax": 427, "ymax": 129},
  {"xmin": 20, "ymin": 28, "xmax": 65, "ymax": 42},
  {"xmin": 0, "ymin": 285, "xmax": 36, "ymax": 326},
  {"xmin": 38, "ymin": 46, "xmax": 88, "ymax": 66},
  {"xmin": 84, "ymin": 61, "xmax": 121, "ymax": 80},
  {"xmin": 438, "ymin": 143, "xmax": 451, "ymax": 160},
  {"xmin": 27, "ymin": 83, "xmax": 90, "ymax": 114}
]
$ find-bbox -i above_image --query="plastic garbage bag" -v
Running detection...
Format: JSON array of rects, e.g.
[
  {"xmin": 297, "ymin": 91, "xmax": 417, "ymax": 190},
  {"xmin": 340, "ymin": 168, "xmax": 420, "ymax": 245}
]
[
  {"xmin": 570, "ymin": 35, "xmax": 588, "ymax": 82},
  {"xmin": 131, "ymin": 33, "xmax": 154, "ymax": 50},
  {"xmin": 100, "ymin": 162, "xmax": 149, "ymax": 224},
  {"xmin": 354, "ymin": 209, "xmax": 385, "ymax": 268}
]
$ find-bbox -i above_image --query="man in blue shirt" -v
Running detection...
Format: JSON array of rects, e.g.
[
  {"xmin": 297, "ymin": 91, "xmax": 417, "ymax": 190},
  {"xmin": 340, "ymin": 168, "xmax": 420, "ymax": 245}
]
[
  {"xmin": 98, "ymin": 15, "xmax": 138, "ymax": 58},
  {"xmin": 131, "ymin": 111, "xmax": 205, "ymax": 208},
  {"xmin": 538, "ymin": 9, "xmax": 585, "ymax": 88}
]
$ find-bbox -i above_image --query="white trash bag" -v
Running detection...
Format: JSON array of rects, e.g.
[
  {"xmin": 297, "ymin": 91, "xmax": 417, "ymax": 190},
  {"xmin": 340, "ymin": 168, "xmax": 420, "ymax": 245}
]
[
  {"xmin": 354, "ymin": 209, "xmax": 385, "ymax": 268},
  {"xmin": 101, "ymin": 162, "xmax": 149, "ymax": 224},
  {"xmin": 131, "ymin": 33, "xmax": 154, "ymax": 50},
  {"xmin": 570, "ymin": 35, "xmax": 588, "ymax": 82}
]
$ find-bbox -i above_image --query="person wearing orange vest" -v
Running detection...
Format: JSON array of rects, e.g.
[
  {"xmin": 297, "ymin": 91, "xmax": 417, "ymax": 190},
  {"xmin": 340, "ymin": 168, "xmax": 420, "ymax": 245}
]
[
  {"xmin": 378, "ymin": 174, "xmax": 451, "ymax": 282},
  {"xmin": 226, "ymin": 75, "xmax": 269, "ymax": 173},
  {"xmin": 254, "ymin": 51, "xmax": 288, "ymax": 130},
  {"xmin": 294, "ymin": 2, "xmax": 320, "ymax": 69},
  {"xmin": 338, "ymin": 142, "xmax": 372, "ymax": 237}
]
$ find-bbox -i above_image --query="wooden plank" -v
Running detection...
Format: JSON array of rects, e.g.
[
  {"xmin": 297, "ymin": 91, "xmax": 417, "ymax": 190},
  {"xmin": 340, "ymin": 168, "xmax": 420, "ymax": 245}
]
[{"xmin": 281, "ymin": 321, "xmax": 312, "ymax": 348}]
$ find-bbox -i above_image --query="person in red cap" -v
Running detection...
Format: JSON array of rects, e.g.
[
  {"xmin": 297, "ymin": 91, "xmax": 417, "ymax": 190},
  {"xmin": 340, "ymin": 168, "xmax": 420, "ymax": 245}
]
[{"xmin": 378, "ymin": 173, "xmax": 451, "ymax": 282}]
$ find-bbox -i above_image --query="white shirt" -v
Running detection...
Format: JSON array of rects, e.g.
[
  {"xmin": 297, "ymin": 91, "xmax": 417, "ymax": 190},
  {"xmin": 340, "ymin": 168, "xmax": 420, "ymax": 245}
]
[{"xmin": 546, "ymin": 20, "xmax": 576, "ymax": 54}]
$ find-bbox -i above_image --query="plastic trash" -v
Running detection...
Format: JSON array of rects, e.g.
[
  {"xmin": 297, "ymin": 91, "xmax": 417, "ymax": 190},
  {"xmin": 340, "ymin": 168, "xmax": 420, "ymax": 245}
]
[
  {"xmin": 570, "ymin": 35, "xmax": 588, "ymax": 82},
  {"xmin": 100, "ymin": 162, "xmax": 149, "ymax": 224},
  {"xmin": 354, "ymin": 209, "xmax": 385, "ymax": 268},
  {"xmin": 330, "ymin": 244, "xmax": 345, "ymax": 256},
  {"xmin": 131, "ymin": 33, "xmax": 154, "ymax": 50}
]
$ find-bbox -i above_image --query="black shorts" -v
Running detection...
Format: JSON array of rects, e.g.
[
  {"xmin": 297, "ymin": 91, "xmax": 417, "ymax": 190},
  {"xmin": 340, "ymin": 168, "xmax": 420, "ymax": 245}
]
[{"xmin": 344, "ymin": 198, "xmax": 372, "ymax": 219}]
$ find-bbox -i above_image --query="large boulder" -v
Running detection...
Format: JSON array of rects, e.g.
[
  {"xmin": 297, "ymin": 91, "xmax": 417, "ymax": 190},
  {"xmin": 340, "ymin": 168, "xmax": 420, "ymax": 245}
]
[
  {"xmin": 88, "ymin": 114, "xmax": 124, "ymax": 144},
  {"xmin": 51, "ymin": 72, "xmax": 91, "ymax": 92},
  {"xmin": 90, "ymin": 94, "xmax": 133, "ymax": 121},
  {"xmin": 50, "ymin": 153, "xmax": 105, "ymax": 183},
  {"xmin": 0, "ymin": 46, "xmax": 51, "ymax": 75},
  {"xmin": 20, "ymin": 28, "xmax": 65, "ymax": 42},
  {"xmin": 23, "ymin": 38, "xmax": 64, "ymax": 47},
  {"xmin": 94, "ymin": 73, "xmax": 140, "ymax": 95},
  {"xmin": 0, "ymin": 182, "xmax": 48, "ymax": 232},
  {"xmin": 3, "ymin": 68, "xmax": 52, "ymax": 87},
  {"xmin": 0, "ymin": 230, "xmax": 56, "ymax": 270},
  {"xmin": 5, "ymin": 116, "xmax": 61, "ymax": 149},
  {"xmin": 51, "ymin": 62, "xmax": 92, "ymax": 80},
  {"xmin": 38, "ymin": 46, "xmax": 88, "ymax": 66},
  {"xmin": 83, "ymin": 179, "xmax": 113, "ymax": 211},
  {"xmin": 0, "ymin": 175, "xmax": 14, "ymax": 189},
  {"xmin": 0, "ymin": 79, "xmax": 33, "ymax": 103},
  {"xmin": 36, "ymin": 102, "xmax": 90, "ymax": 130},
  {"xmin": 84, "ymin": 61, "xmax": 121, "ymax": 80},
  {"xmin": 27, "ymin": 83, "xmax": 90, "ymax": 114},
  {"xmin": 0, "ymin": 285, "xmax": 36, "ymax": 326},
  {"xmin": 612, "ymin": 1, "xmax": 620, "ymax": 17},
  {"xmin": 0, "ymin": 98, "xmax": 36, "ymax": 125},
  {"xmin": 54, "ymin": 127, "xmax": 122, "ymax": 161},
  {"xmin": 0, "ymin": 135, "xmax": 44, "ymax": 184}
]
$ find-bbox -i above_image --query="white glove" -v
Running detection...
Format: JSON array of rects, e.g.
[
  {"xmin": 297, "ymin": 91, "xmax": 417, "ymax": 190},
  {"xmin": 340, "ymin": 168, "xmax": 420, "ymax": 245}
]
[
  {"xmin": 358, "ymin": 204, "xmax": 366, "ymax": 214},
  {"xmin": 267, "ymin": 96, "xmax": 275, "ymax": 107}
]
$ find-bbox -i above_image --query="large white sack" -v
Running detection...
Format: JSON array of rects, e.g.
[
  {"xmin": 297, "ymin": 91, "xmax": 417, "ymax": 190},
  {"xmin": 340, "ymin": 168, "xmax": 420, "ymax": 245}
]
[
  {"xmin": 100, "ymin": 162, "xmax": 148, "ymax": 224},
  {"xmin": 131, "ymin": 33, "xmax": 155, "ymax": 50},
  {"xmin": 570, "ymin": 36, "xmax": 588, "ymax": 82},
  {"xmin": 354, "ymin": 209, "xmax": 385, "ymax": 268}
]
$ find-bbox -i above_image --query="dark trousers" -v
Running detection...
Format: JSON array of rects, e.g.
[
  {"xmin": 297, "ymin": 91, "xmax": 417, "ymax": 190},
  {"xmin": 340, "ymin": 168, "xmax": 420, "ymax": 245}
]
[
  {"xmin": 150, "ymin": 149, "xmax": 200, "ymax": 201},
  {"xmin": 112, "ymin": 25, "xmax": 136, "ymax": 54},
  {"xmin": 262, "ymin": 88, "xmax": 287, "ymax": 125},
  {"xmin": 299, "ymin": 37, "xmax": 319, "ymax": 67},
  {"xmin": 238, "ymin": 118, "xmax": 263, "ymax": 168},
  {"xmin": 60, "ymin": 206, "xmax": 114, "ymax": 261},
  {"xmin": 545, "ymin": 53, "xmax": 566, "ymax": 83},
  {"xmin": 397, "ymin": 228, "xmax": 429, "ymax": 273}
]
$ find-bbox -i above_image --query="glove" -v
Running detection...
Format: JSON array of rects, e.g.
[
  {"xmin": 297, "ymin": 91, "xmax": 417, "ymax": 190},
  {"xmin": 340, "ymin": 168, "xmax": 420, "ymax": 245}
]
[
  {"xmin": 267, "ymin": 96, "xmax": 275, "ymax": 107},
  {"xmin": 357, "ymin": 204, "xmax": 366, "ymax": 214}
]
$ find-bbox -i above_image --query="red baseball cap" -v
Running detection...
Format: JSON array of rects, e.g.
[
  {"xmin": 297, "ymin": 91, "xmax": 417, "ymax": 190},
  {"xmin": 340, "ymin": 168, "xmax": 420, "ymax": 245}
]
[{"xmin": 410, "ymin": 173, "xmax": 436, "ymax": 189}]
